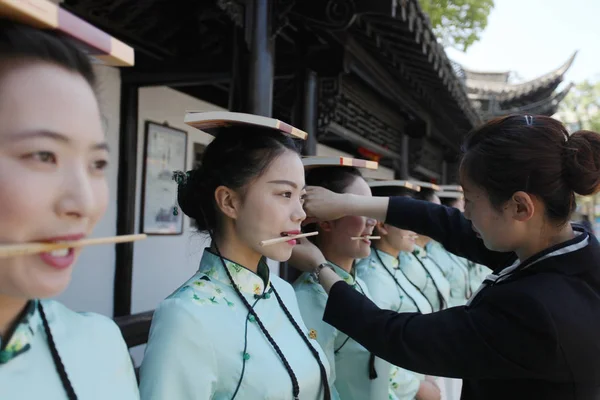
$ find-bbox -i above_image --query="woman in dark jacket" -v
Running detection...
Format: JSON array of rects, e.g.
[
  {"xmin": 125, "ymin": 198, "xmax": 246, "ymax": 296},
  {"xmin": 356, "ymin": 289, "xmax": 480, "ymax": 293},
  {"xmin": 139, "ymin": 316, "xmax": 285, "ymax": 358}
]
[{"xmin": 290, "ymin": 114, "xmax": 600, "ymax": 400}]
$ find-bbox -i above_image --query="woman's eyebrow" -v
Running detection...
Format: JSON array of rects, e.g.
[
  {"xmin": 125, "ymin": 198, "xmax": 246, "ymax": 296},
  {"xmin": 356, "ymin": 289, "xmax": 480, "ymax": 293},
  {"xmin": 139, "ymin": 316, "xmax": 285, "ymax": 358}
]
[{"xmin": 267, "ymin": 180, "xmax": 306, "ymax": 190}]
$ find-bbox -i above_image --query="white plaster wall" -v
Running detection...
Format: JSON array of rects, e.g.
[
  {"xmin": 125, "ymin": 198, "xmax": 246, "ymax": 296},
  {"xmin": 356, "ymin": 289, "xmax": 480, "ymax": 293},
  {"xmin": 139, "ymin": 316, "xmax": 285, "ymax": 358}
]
[{"xmin": 54, "ymin": 65, "xmax": 121, "ymax": 317}]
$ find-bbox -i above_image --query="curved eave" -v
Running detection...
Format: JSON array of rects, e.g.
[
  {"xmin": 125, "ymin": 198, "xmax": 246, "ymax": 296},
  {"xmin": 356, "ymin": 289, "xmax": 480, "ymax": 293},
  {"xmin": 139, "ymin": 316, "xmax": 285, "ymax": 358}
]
[
  {"xmin": 462, "ymin": 68, "xmax": 510, "ymax": 84},
  {"xmin": 466, "ymin": 51, "xmax": 578, "ymax": 102},
  {"xmin": 481, "ymin": 82, "xmax": 575, "ymax": 120},
  {"xmin": 353, "ymin": 0, "xmax": 481, "ymax": 131}
]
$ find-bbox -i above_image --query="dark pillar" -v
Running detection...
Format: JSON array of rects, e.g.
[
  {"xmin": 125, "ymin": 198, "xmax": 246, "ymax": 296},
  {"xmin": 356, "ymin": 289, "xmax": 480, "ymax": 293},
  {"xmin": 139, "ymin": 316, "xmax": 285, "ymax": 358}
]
[
  {"xmin": 400, "ymin": 134, "xmax": 410, "ymax": 179},
  {"xmin": 247, "ymin": 0, "xmax": 274, "ymax": 117},
  {"xmin": 229, "ymin": 25, "xmax": 249, "ymax": 112},
  {"xmin": 301, "ymin": 70, "xmax": 318, "ymax": 156},
  {"xmin": 114, "ymin": 82, "xmax": 139, "ymax": 317},
  {"xmin": 442, "ymin": 161, "xmax": 448, "ymax": 184}
]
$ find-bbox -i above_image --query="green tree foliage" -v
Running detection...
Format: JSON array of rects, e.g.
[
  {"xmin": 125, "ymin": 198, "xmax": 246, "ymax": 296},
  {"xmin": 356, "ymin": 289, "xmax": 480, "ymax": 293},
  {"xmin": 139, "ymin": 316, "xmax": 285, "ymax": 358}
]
[
  {"xmin": 560, "ymin": 79, "xmax": 600, "ymax": 133},
  {"xmin": 420, "ymin": 0, "xmax": 495, "ymax": 51}
]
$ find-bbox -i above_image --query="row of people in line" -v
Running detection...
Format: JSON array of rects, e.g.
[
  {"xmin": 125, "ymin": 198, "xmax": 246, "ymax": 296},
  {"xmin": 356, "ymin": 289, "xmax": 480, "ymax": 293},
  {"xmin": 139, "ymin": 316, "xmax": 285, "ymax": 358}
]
[
  {"xmin": 0, "ymin": 18, "xmax": 473, "ymax": 399},
  {"xmin": 5, "ymin": 16, "xmax": 599, "ymax": 400},
  {"xmin": 0, "ymin": 18, "xmax": 487, "ymax": 400}
]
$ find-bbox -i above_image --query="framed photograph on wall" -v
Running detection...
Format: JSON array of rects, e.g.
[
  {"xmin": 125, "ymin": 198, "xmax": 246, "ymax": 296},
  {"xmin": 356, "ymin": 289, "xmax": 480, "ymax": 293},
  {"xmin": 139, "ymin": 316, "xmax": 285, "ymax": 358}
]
[{"xmin": 140, "ymin": 121, "xmax": 188, "ymax": 235}]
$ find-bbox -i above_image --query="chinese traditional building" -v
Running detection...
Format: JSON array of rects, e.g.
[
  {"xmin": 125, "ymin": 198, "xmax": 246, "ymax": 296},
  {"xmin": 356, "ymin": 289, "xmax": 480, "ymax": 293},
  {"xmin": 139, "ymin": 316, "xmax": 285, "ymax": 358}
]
[{"xmin": 456, "ymin": 52, "xmax": 577, "ymax": 120}]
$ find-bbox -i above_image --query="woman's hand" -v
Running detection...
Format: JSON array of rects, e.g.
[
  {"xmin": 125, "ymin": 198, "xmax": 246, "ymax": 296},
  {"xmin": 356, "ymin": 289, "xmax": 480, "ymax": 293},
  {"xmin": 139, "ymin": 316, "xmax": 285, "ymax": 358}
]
[
  {"xmin": 416, "ymin": 377, "xmax": 441, "ymax": 400},
  {"xmin": 288, "ymin": 238, "xmax": 327, "ymax": 273},
  {"xmin": 289, "ymin": 238, "xmax": 344, "ymax": 294}
]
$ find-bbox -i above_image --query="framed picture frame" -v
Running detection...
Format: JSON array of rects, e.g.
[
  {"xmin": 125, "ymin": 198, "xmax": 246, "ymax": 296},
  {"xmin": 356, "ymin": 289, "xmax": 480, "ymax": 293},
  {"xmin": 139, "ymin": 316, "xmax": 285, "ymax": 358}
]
[{"xmin": 140, "ymin": 121, "xmax": 188, "ymax": 235}]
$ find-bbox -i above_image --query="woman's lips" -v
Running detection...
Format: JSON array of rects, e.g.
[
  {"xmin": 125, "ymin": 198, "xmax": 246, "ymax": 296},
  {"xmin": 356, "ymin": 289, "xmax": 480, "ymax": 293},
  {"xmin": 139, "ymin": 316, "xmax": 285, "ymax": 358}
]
[{"xmin": 39, "ymin": 247, "xmax": 76, "ymax": 270}]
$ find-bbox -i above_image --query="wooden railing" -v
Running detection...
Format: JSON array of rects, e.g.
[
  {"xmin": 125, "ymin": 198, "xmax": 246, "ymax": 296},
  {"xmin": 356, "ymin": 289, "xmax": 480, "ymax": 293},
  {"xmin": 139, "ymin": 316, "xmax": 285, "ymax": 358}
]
[{"xmin": 114, "ymin": 311, "xmax": 154, "ymax": 348}]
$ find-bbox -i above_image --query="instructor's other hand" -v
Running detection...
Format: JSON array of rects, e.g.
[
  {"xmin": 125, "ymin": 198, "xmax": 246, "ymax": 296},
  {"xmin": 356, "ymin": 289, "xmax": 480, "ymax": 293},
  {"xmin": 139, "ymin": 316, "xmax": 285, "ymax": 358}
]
[{"xmin": 289, "ymin": 238, "xmax": 326, "ymax": 273}]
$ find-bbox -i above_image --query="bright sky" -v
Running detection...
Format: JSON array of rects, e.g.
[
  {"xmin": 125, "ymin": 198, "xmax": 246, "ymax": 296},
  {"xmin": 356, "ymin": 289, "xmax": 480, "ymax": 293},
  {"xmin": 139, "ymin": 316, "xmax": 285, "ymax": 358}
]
[{"xmin": 445, "ymin": 0, "xmax": 600, "ymax": 85}]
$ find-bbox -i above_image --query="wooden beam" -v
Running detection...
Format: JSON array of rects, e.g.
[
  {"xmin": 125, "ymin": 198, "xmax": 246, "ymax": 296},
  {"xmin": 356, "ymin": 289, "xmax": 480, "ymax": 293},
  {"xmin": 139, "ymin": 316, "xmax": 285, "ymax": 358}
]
[
  {"xmin": 121, "ymin": 69, "xmax": 231, "ymax": 87},
  {"xmin": 114, "ymin": 82, "xmax": 138, "ymax": 317}
]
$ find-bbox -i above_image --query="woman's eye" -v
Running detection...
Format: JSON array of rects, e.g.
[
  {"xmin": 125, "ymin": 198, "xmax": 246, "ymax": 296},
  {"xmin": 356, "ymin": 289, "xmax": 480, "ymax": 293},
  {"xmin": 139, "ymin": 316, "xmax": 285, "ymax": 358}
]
[
  {"xmin": 30, "ymin": 151, "xmax": 57, "ymax": 164},
  {"xmin": 282, "ymin": 191, "xmax": 292, "ymax": 198},
  {"xmin": 93, "ymin": 159, "xmax": 109, "ymax": 171}
]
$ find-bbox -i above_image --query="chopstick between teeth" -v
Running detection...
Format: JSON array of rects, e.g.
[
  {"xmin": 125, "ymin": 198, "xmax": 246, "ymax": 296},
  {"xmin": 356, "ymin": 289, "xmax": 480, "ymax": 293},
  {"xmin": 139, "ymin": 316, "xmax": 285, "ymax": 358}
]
[
  {"xmin": 0, "ymin": 234, "xmax": 147, "ymax": 259},
  {"xmin": 260, "ymin": 232, "xmax": 318, "ymax": 247},
  {"xmin": 351, "ymin": 236, "xmax": 381, "ymax": 240}
]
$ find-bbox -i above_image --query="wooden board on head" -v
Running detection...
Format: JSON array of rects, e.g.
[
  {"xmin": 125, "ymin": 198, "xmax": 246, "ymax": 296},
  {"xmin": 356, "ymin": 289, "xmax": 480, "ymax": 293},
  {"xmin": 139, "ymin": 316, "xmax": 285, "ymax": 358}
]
[
  {"xmin": 301, "ymin": 156, "xmax": 378, "ymax": 171},
  {"xmin": 367, "ymin": 179, "xmax": 421, "ymax": 193},
  {"xmin": 439, "ymin": 185, "xmax": 464, "ymax": 192},
  {"xmin": 436, "ymin": 191, "xmax": 464, "ymax": 199},
  {"xmin": 0, "ymin": 0, "xmax": 135, "ymax": 66},
  {"xmin": 407, "ymin": 180, "xmax": 441, "ymax": 192},
  {"xmin": 184, "ymin": 111, "xmax": 308, "ymax": 140}
]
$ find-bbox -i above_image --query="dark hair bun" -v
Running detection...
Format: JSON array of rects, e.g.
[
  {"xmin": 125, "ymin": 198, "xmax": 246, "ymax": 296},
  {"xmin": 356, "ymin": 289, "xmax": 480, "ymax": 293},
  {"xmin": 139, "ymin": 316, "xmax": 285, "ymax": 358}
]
[
  {"xmin": 177, "ymin": 168, "xmax": 213, "ymax": 230},
  {"xmin": 563, "ymin": 130, "xmax": 600, "ymax": 196}
]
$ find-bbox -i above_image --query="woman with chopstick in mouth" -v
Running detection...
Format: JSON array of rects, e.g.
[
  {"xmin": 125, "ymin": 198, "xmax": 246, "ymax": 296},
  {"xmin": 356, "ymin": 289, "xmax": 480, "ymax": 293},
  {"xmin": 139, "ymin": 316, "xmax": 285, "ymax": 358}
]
[
  {"xmin": 355, "ymin": 180, "xmax": 441, "ymax": 400},
  {"xmin": 292, "ymin": 162, "xmax": 391, "ymax": 400},
  {"xmin": 0, "ymin": 20, "xmax": 139, "ymax": 400},
  {"xmin": 139, "ymin": 113, "xmax": 332, "ymax": 400}
]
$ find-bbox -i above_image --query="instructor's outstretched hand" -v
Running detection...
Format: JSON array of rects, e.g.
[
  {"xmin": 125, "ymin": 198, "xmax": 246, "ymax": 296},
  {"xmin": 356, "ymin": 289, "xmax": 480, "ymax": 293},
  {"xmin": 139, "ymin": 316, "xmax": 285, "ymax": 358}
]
[{"xmin": 303, "ymin": 186, "xmax": 389, "ymax": 224}]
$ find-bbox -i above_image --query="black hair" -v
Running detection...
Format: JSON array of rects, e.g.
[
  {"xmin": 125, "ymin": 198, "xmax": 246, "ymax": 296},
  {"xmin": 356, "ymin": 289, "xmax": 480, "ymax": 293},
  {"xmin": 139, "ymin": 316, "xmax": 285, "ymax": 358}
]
[
  {"xmin": 370, "ymin": 185, "xmax": 417, "ymax": 198},
  {"xmin": 1, "ymin": 19, "xmax": 97, "ymax": 400},
  {"xmin": 461, "ymin": 114, "xmax": 600, "ymax": 225},
  {"xmin": 0, "ymin": 18, "xmax": 95, "ymax": 87},
  {"xmin": 175, "ymin": 127, "xmax": 331, "ymax": 400},
  {"xmin": 305, "ymin": 166, "xmax": 363, "ymax": 194},
  {"xmin": 177, "ymin": 126, "xmax": 299, "ymax": 233}
]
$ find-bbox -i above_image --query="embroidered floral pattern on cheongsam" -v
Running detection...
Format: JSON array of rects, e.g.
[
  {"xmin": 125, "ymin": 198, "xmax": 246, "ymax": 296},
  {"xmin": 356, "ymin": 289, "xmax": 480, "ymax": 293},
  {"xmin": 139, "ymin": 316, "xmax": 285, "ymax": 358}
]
[
  {"xmin": 192, "ymin": 249, "xmax": 271, "ymax": 297},
  {"xmin": 0, "ymin": 300, "xmax": 37, "ymax": 364}
]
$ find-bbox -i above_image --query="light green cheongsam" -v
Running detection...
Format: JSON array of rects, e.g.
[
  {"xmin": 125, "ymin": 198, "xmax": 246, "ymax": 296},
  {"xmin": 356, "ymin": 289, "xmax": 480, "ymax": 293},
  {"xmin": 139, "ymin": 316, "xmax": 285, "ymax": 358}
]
[
  {"xmin": 140, "ymin": 249, "xmax": 331, "ymax": 400},
  {"xmin": 0, "ymin": 299, "xmax": 139, "ymax": 400},
  {"xmin": 400, "ymin": 245, "xmax": 450, "ymax": 312},
  {"xmin": 356, "ymin": 249, "xmax": 433, "ymax": 400},
  {"xmin": 294, "ymin": 263, "xmax": 391, "ymax": 400},
  {"xmin": 468, "ymin": 261, "xmax": 492, "ymax": 295},
  {"xmin": 425, "ymin": 241, "xmax": 472, "ymax": 307}
]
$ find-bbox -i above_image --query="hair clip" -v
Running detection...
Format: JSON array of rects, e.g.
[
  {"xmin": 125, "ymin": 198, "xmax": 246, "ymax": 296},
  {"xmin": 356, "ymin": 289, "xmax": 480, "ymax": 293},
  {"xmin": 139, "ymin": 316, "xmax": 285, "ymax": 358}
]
[
  {"xmin": 524, "ymin": 115, "xmax": 534, "ymax": 126},
  {"xmin": 172, "ymin": 170, "xmax": 191, "ymax": 185}
]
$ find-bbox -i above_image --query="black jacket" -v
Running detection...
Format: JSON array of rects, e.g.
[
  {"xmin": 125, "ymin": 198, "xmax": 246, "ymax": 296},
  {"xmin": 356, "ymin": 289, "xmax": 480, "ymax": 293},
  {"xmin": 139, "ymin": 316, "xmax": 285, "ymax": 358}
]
[{"xmin": 323, "ymin": 197, "xmax": 600, "ymax": 399}]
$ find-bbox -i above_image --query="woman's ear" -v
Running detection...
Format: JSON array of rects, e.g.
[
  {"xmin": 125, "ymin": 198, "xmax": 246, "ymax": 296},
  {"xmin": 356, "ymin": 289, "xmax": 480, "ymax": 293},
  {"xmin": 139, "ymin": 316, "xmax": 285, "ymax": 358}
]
[
  {"xmin": 214, "ymin": 185, "xmax": 242, "ymax": 220},
  {"xmin": 377, "ymin": 222, "xmax": 389, "ymax": 236},
  {"xmin": 318, "ymin": 220, "xmax": 334, "ymax": 232},
  {"xmin": 510, "ymin": 191, "xmax": 535, "ymax": 222}
]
